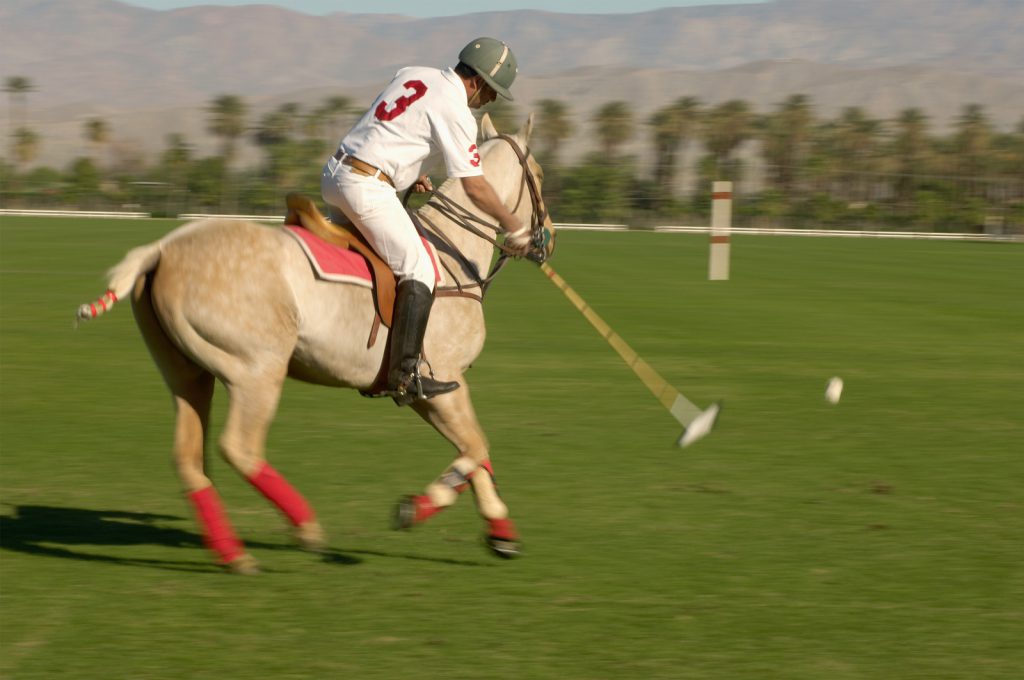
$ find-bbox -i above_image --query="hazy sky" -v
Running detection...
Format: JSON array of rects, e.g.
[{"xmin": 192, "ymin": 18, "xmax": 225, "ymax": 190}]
[{"xmin": 121, "ymin": 0, "xmax": 769, "ymax": 18}]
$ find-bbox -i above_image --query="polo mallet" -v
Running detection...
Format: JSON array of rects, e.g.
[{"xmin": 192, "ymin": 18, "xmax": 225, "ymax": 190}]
[{"xmin": 539, "ymin": 263, "xmax": 721, "ymax": 447}]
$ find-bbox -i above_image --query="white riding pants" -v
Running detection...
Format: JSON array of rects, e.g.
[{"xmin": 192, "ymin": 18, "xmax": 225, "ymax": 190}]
[{"xmin": 321, "ymin": 157, "xmax": 435, "ymax": 290}]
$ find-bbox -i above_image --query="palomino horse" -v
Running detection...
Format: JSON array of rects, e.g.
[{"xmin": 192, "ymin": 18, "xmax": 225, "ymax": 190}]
[{"xmin": 76, "ymin": 114, "xmax": 554, "ymax": 574}]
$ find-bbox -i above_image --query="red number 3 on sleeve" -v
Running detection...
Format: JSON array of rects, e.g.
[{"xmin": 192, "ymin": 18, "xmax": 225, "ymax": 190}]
[{"xmin": 375, "ymin": 80, "xmax": 428, "ymax": 121}]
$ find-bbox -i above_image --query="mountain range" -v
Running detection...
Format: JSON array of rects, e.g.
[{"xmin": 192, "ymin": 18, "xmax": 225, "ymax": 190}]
[{"xmin": 2, "ymin": 0, "xmax": 1022, "ymax": 168}]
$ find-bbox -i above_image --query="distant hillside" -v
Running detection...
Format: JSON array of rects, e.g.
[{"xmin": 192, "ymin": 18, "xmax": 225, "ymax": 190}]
[{"xmin": 2, "ymin": 0, "xmax": 1022, "ymax": 167}]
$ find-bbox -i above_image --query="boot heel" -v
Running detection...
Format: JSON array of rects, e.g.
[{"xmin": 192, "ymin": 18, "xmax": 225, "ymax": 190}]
[{"xmin": 386, "ymin": 280, "xmax": 460, "ymax": 406}]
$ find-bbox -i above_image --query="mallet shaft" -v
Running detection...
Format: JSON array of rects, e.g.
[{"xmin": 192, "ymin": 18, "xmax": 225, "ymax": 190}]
[{"xmin": 539, "ymin": 263, "xmax": 703, "ymax": 426}]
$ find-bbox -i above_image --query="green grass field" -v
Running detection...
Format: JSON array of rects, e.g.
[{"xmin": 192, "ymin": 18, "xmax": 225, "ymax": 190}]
[{"xmin": 1, "ymin": 215, "xmax": 1022, "ymax": 679}]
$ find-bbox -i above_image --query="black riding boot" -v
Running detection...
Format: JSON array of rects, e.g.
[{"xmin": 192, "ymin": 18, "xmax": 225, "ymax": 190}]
[{"xmin": 387, "ymin": 280, "xmax": 460, "ymax": 406}]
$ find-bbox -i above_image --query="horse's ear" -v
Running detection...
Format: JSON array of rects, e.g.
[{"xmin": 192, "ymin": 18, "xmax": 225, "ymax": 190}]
[
  {"xmin": 518, "ymin": 113, "xmax": 534, "ymax": 144},
  {"xmin": 480, "ymin": 113, "xmax": 500, "ymax": 141}
]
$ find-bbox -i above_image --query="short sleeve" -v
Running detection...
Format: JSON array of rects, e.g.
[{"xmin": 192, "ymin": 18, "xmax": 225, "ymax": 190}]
[{"xmin": 432, "ymin": 107, "xmax": 484, "ymax": 179}]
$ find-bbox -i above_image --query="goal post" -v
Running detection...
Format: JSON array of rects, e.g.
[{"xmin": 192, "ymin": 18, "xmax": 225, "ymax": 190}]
[{"xmin": 708, "ymin": 181, "xmax": 732, "ymax": 281}]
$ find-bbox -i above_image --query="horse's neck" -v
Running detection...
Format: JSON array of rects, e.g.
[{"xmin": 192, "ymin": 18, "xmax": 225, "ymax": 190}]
[{"xmin": 417, "ymin": 180, "xmax": 497, "ymax": 282}]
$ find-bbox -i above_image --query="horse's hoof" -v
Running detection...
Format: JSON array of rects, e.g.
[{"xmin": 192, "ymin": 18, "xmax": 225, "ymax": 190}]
[
  {"xmin": 485, "ymin": 535, "xmax": 521, "ymax": 559},
  {"xmin": 485, "ymin": 518, "xmax": 520, "ymax": 558},
  {"xmin": 293, "ymin": 520, "xmax": 328, "ymax": 553},
  {"xmin": 225, "ymin": 553, "xmax": 261, "ymax": 575},
  {"xmin": 392, "ymin": 495, "xmax": 417, "ymax": 530}
]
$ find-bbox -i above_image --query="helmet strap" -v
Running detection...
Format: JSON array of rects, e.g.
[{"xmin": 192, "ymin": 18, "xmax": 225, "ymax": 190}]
[{"xmin": 467, "ymin": 77, "xmax": 484, "ymax": 107}]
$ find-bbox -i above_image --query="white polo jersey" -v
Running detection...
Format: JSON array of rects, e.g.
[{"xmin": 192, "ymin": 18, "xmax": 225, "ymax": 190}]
[{"xmin": 338, "ymin": 66, "xmax": 484, "ymax": 191}]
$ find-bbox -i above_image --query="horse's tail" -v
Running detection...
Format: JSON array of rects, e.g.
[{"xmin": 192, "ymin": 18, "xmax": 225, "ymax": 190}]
[{"xmin": 75, "ymin": 241, "xmax": 163, "ymax": 325}]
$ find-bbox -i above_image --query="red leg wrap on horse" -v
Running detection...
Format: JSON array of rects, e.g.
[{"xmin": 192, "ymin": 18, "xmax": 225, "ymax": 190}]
[
  {"xmin": 414, "ymin": 495, "xmax": 444, "ymax": 523},
  {"xmin": 188, "ymin": 486, "xmax": 244, "ymax": 564},
  {"xmin": 488, "ymin": 518, "xmax": 518, "ymax": 540},
  {"xmin": 247, "ymin": 462, "xmax": 315, "ymax": 526}
]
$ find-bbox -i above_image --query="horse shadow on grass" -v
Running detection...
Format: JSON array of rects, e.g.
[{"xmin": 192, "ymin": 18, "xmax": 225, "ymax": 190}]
[
  {"xmin": 0, "ymin": 504, "xmax": 368, "ymax": 573},
  {"xmin": 0, "ymin": 504, "xmax": 488, "ymax": 572}
]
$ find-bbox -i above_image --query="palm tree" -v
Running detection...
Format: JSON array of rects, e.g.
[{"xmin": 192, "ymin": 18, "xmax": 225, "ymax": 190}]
[
  {"xmin": 702, "ymin": 99, "xmax": 754, "ymax": 181},
  {"xmin": 648, "ymin": 96, "xmax": 701, "ymax": 197},
  {"xmin": 892, "ymin": 108, "xmax": 929, "ymax": 203},
  {"xmin": 253, "ymin": 102, "xmax": 300, "ymax": 148},
  {"xmin": 206, "ymin": 94, "xmax": 248, "ymax": 212},
  {"xmin": 160, "ymin": 133, "xmax": 192, "ymax": 215},
  {"xmin": 4, "ymin": 76, "xmax": 34, "ymax": 162},
  {"xmin": 207, "ymin": 94, "xmax": 248, "ymax": 164},
  {"xmin": 834, "ymin": 106, "xmax": 884, "ymax": 201},
  {"xmin": 4, "ymin": 77, "xmax": 34, "ymax": 126},
  {"xmin": 83, "ymin": 117, "xmax": 110, "ymax": 169},
  {"xmin": 253, "ymin": 102, "xmax": 306, "ymax": 193},
  {"xmin": 593, "ymin": 101, "xmax": 634, "ymax": 158},
  {"xmin": 759, "ymin": 94, "xmax": 813, "ymax": 196},
  {"xmin": 317, "ymin": 95, "xmax": 356, "ymax": 145},
  {"xmin": 953, "ymin": 104, "xmax": 993, "ymax": 191},
  {"xmin": 535, "ymin": 98, "xmax": 574, "ymax": 166},
  {"xmin": 13, "ymin": 127, "xmax": 39, "ymax": 169},
  {"xmin": 1012, "ymin": 116, "xmax": 1024, "ymax": 198}
]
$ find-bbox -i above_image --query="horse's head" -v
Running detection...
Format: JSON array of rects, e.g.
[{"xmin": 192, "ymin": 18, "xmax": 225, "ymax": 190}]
[{"xmin": 479, "ymin": 113, "xmax": 556, "ymax": 264}]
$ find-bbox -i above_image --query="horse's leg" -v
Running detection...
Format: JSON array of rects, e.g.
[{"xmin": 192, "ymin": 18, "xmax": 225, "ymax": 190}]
[
  {"xmin": 217, "ymin": 368, "xmax": 326, "ymax": 553},
  {"xmin": 395, "ymin": 380, "xmax": 521, "ymax": 557},
  {"xmin": 131, "ymin": 275, "xmax": 256, "ymax": 574}
]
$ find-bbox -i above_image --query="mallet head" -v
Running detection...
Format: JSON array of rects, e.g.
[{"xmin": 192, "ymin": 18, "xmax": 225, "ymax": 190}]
[{"xmin": 677, "ymin": 402, "xmax": 722, "ymax": 448}]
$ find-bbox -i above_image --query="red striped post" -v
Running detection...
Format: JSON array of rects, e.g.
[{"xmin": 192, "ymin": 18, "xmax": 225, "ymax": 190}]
[{"xmin": 708, "ymin": 181, "xmax": 732, "ymax": 280}]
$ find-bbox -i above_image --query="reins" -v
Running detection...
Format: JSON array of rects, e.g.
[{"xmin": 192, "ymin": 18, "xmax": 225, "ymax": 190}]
[{"xmin": 407, "ymin": 133, "xmax": 546, "ymax": 301}]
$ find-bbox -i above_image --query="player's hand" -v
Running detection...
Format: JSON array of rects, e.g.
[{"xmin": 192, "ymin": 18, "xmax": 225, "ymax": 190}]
[
  {"xmin": 413, "ymin": 175, "xmax": 433, "ymax": 193},
  {"xmin": 504, "ymin": 225, "xmax": 531, "ymax": 257}
]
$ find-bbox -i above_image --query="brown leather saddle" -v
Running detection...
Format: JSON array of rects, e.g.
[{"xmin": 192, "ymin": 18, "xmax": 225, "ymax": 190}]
[{"xmin": 284, "ymin": 192, "xmax": 398, "ymax": 346}]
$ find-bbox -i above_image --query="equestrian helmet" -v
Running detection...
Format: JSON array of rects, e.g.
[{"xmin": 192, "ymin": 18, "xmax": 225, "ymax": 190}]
[{"xmin": 458, "ymin": 37, "xmax": 517, "ymax": 101}]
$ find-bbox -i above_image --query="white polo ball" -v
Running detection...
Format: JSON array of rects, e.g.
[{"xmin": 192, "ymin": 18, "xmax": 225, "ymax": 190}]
[{"xmin": 825, "ymin": 377, "xmax": 844, "ymax": 404}]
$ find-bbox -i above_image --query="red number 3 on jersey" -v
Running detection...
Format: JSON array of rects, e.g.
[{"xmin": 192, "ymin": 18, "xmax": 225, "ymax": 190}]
[
  {"xmin": 375, "ymin": 80, "xmax": 428, "ymax": 122},
  {"xmin": 469, "ymin": 144, "xmax": 481, "ymax": 167}
]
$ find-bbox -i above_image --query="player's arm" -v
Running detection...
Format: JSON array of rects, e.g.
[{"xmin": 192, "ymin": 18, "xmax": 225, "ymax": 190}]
[
  {"xmin": 460, "ymin": 175, "xmax": 529, "ymax": 253},
  {"xmin": 439, "ymin": 105, "xmax": 530, "ymax": 254}
]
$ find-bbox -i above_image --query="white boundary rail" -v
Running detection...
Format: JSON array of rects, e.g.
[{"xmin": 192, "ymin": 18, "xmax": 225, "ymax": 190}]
[
  {"xmin": 0, "ymin": 208, "xmax": 149, "ymax": 219},
  {"xmin": 177, "ymin": 213, "xmax": 284, "ymax": 222},
  {"xmin": 1, "ymin": 209, "xmax": 1019, "ymax": 242},
  {"xmin": 649, "ymin": 225, "xmax": 1020, "ymax": 242}
]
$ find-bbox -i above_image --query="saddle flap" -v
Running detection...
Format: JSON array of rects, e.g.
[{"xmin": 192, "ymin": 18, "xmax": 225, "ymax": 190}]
[{"xmin": 285, "ymin": 193, "xmax": 397, "ymax": 327}]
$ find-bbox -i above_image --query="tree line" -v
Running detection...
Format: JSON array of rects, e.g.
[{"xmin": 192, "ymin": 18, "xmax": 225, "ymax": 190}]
[{"xmin": 3, "ymin": 76, "xmax": 1022, "ymax": 233}]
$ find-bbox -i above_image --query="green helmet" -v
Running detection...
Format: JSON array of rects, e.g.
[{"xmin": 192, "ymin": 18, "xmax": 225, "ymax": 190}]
[{"xmin": 458, "ymin": 37, "xmax": 518, "ymax": 101}]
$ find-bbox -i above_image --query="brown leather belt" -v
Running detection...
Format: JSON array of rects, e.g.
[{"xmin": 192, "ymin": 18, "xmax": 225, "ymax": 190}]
[{"xmin": 332, "ymin": 149, "xmax": 394, "ymax": 187}]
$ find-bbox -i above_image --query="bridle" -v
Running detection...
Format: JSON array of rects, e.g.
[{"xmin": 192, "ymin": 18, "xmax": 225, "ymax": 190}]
[{"xmin": 411, "ymin": 133, "xmax": 552, "ymax": 301}]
